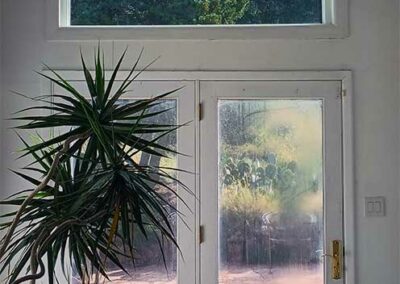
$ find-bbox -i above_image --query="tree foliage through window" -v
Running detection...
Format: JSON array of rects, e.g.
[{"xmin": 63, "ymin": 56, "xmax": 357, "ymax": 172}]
[{"xmin": 71, "ymin": 0, "xmax": 322, "ymax": 25}]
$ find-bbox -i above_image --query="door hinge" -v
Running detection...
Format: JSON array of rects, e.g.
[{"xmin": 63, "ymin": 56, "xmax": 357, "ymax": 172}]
[
  {"xmin": 199, "ymin": 225, "xmax": 205, "ymax": 244},
  {"xmin": 341, "ymin": 89, "xmax": 347, "ymax": 99},
  {"xmin": 331, "ymin": 240, "xmax": 343, "ymax": 280},
  {"xmin": 198, "ymin": 102, "xmax": 203, "ymax": 121}
]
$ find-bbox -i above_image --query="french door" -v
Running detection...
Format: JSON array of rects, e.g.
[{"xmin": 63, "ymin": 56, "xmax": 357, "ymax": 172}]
[
  {"xmin": 199, "ymin": 80, "xmax": 344, "ymax": 284},
  {"xmin": 53, "ymin": 80, "xmax": 197, "ymax": 284},
  {"xmin": 49, "ymin": 72, "xmax": 351, "ymax": 284},
  {"xmin": 110, "ymin": 81, "xmax": 197, "ymax": 284}
]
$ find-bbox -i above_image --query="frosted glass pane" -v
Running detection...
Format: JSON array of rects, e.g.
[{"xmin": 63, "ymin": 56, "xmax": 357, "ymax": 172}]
[
  {"xmin": 72, "ymin": 100, "xmax": 177, "ymax": 284},
  {"xmin": 218, "ymin": 100, "xmax": 323, "ymax": 284}
]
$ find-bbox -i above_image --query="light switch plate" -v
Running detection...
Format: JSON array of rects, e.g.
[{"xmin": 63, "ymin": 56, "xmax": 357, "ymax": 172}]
[{"xmin": 365, "ymin": 196, "xmax": 385, "ymax": 217}]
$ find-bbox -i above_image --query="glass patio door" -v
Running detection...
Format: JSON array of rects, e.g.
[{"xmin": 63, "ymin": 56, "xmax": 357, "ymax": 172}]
[{"xmin": 199, "ymin": 80, "xmax": 344, "ymax": 284}]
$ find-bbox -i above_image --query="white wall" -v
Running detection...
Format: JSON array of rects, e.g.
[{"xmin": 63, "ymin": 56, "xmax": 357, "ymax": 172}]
[
  {"xmin": 1, "ymin": 0, "xmax": 400, "ymax": 284},
  {"xmin": 0, "ymin": 0, "xmax": 3, "ymax": 187}
]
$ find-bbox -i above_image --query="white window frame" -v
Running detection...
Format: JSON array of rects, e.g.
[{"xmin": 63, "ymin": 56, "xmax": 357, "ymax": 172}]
[
  {"xmin": 42, "ymin": 70, "xmax": 354, "ymax": 284},
  {"xmin": 46, "ymin": 0, "xmax": 349, "ymax": 40}
]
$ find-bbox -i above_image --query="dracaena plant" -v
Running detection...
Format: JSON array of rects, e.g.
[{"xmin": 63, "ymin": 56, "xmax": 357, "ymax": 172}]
[{"xmin": 0, "ymin": 48, "xmax": 188, "ymax": 284}]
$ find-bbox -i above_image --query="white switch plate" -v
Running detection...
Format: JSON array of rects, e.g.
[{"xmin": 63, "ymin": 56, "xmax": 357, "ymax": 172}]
[{"xmin": 365, "ymin": 196, "xmax": 385, "ymax": 217}]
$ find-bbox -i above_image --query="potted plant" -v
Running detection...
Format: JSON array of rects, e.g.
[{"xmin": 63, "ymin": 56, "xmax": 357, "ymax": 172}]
[{"xmin": 0, "ymin": 48, "xmax": 187, "ymax": 283}]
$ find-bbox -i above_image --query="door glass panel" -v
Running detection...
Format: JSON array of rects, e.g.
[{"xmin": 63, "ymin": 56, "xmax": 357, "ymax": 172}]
[
  {"xmin": 218, "ymin": 99, "xmax": 323, "ymax": 284},
  {"xmin": 72, "ymin": 99, "xmax": 177, "ymax": 284}
]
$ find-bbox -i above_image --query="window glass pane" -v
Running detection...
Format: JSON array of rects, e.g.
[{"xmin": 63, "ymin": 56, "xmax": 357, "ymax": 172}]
[
  {"xmin": 218, "ymin": 100, "xmax": 323, "ymax": 284},
  {"xmin": 72, "ymin": 99, "xmax": 177, "ymax": 284},
  {"xmin": 70, "ymin": 0, "xmax": 323, "ymax": 25}
]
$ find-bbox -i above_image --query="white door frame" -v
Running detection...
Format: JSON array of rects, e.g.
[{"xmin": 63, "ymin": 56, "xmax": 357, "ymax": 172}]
[{"xmin": 42, "ymin": 70, "xmax": 354, "ymax": 284}]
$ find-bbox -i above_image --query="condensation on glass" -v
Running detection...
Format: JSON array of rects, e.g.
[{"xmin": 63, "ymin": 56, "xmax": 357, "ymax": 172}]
[
  {"xmin": 72, "ymin": 99, "xmax": 178, "ymax": 284},
  {"xmin": 218, "ymin": 100, "xmax": 323, "ymax": 284},
  {"xmin": 70, "ymin": 0, "xmax": 323, "ymax": 26}
]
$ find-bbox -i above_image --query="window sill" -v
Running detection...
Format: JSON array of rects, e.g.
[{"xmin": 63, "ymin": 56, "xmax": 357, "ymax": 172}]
[{"xmin": 46, "ymin": 24, "xmax": 348, "ymax": 41}]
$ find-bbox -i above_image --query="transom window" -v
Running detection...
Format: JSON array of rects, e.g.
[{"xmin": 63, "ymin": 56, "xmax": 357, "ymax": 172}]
[
  {"xmin": 69, "ymin": 0, "xmax": 323, "ymax": 26},
  {"xmin": 52, "ymin": 0, "xmax": 347, "ymax": 39}
]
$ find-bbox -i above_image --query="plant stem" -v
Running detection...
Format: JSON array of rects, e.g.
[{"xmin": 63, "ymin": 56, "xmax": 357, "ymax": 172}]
[
  {"xmin": 12, "ymin": 210, "xmax": 107, "ymax": 284},
  {"xmin": 0, "ymin": 132, "xmax": 89, "ymax": 262},
  {"xmin": 12, "ymin": 220, "xmax": 78, "ymax": 284},
  {"xmin": 29, "ymin": 229, "xmax": 48, "ymax": 284}
]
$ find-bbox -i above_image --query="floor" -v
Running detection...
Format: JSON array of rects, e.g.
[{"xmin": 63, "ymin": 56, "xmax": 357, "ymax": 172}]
[{"xmin": 85, "ymin": 265, "xmax": 323, "ymax": 284}]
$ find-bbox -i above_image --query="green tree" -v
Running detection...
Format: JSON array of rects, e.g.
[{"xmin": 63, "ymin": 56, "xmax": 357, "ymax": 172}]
[
  {"xmin": 71, "ymin": 0, "xmax": 322, "ymax": 25},
  {"xmin": 195, "ymin": 0, "xmax": 250, "ymax": 24},
  {"xmin": 71, "ymin": 0, "xmax": 197, "ymax": 25},
  {"xmin": 240, "ymin": 0, "xmax": 322, "ymax": 24}
]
